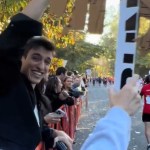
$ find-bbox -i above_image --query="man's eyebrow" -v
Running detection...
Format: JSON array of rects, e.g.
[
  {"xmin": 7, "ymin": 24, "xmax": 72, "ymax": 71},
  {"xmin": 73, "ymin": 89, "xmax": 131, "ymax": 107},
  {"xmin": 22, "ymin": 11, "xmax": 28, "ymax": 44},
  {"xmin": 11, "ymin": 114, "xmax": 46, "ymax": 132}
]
[
  {"xmin": 31, "ymin": 53, "xmax": 41, "ymax": 56},
  {"xmin": 32, "ymin": 53, "xmax": 51, "ymax": 60}
]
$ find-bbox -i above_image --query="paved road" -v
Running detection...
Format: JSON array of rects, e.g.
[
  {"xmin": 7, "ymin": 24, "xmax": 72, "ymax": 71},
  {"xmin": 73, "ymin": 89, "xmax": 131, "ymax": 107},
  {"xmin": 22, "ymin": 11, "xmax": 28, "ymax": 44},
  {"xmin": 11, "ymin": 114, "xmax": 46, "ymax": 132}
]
[{"xmin": 73, "ymin": 83, "xmax": 147, "ymax": 150}]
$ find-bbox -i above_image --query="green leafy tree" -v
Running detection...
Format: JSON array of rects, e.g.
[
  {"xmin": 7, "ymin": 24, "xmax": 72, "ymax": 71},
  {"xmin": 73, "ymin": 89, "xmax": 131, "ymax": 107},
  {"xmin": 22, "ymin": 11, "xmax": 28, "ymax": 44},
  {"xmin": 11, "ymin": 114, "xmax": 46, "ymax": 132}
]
[
  {"xmin": 135, "ymin": 17, "xmax": 150, "ymax": 76},
  {"xmin": 93, "ymin": 14, "xmax": 119, "ymax": 76},
  {"xmin": 56, "ymin": 40, "xmax": 105, "ymax": 71}
]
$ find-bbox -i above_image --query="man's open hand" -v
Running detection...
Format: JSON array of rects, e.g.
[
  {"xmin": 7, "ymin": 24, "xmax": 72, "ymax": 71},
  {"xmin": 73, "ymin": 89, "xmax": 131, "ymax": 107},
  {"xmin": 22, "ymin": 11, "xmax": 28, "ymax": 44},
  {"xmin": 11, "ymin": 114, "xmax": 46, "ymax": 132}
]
[{"xmin": 109, "ymin": 75, "xmax": 141, "ymax": 116}]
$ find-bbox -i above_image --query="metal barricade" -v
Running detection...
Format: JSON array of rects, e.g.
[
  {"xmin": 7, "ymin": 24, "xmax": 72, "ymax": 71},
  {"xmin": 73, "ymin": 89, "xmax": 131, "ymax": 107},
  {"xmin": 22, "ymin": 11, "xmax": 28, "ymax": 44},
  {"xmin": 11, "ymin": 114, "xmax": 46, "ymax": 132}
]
[{"xmin": 36, "ymin": 94, "xmax": 88, "ymax": 150}]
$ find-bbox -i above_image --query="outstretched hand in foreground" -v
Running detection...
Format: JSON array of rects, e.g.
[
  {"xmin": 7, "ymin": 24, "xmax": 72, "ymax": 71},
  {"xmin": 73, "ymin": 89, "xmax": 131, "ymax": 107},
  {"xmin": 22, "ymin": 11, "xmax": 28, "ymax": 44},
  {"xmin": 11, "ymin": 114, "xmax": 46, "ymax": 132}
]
[{"xmin": 109, "ymin": 75, "xmax": 141, "ymax": 116}]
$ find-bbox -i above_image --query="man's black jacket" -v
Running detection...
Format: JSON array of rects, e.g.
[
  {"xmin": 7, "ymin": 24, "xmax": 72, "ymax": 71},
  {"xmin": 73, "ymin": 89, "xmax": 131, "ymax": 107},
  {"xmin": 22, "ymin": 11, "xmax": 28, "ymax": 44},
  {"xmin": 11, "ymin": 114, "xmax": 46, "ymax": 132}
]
[{"xmin": 0, "ymin": 13, "xmax": 53, "ymax": 150}]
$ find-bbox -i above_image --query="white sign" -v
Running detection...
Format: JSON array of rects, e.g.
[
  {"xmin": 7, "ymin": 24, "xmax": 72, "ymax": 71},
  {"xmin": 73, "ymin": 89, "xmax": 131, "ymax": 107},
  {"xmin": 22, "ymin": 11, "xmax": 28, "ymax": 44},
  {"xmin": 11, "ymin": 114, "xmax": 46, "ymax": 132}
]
[
  {"xmin": 86, "ymin": 69, "xmax": 92, "ymax": 76},
  {"xmin": 63, "ymin": 60, "xmax": 68, "ymax": 67},
  {"xmin": 114, "ymin": 0, "xmax": 140, "ymax": 90}
]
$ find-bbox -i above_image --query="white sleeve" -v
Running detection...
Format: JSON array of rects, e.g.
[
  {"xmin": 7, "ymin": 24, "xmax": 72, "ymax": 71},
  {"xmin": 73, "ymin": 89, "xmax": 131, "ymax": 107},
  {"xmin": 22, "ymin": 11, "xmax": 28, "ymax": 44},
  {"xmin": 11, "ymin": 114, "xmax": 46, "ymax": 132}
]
[
  {"xmin": 81, "ymin": 107, "xmax": 131, "ymax": 150},
  {"xmin": 81, "ymin": 79, "xmax": 85, "ymax": 87}
]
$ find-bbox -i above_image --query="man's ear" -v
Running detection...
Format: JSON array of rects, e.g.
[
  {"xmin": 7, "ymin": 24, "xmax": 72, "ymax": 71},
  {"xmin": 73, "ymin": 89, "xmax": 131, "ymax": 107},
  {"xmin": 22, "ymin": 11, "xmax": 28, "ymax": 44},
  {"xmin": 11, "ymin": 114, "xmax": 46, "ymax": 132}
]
[
  {"xmin": 21, "ymin": 56, "xmax": 25, "ymax": 63},
  {"xmin": 20, "ymin": 56, "xmax": 26, "ymax": 72}
]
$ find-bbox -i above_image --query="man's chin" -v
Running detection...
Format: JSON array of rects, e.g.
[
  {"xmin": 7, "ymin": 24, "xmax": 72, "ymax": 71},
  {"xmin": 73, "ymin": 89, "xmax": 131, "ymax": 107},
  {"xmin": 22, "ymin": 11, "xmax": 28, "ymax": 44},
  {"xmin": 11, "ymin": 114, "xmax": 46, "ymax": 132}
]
[{"xmin": 30, "ymin": 79, "xmax": 41, "ymax": 85}]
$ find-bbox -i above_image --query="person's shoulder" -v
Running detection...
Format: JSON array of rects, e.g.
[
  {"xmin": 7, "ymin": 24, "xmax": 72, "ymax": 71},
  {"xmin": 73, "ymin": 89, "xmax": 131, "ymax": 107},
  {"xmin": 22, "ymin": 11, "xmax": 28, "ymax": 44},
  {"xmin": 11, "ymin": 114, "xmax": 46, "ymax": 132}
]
[
  {"xmin": 141, "ymin": 84, "xmax": 150, "ymax": 93},
  {"xmin": 143, "ymin": 84, "xmax": 150, "ymax": 88}
]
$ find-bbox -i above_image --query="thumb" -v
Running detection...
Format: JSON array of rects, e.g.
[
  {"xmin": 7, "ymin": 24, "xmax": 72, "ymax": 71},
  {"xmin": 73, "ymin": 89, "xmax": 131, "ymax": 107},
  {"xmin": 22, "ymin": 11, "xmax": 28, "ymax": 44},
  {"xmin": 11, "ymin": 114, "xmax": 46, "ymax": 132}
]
[
  {"xmin": 53, "ymin": 137, "xmax": 59, "ymax": 148},
  {"xmin": 126, "ymin": 74, "xmax": 139, "ymax": 87},
  {"xmin": 108, "ymin": 87, "xmax": 118, "ymax": 107}
]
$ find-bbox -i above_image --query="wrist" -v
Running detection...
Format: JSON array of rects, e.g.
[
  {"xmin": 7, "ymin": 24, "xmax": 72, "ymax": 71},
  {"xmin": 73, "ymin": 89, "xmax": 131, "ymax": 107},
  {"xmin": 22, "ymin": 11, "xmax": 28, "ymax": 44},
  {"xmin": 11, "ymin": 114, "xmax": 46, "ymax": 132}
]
[
  {"xmin": 110, "ymin": 106, "xmax": 130, "ymax": 117},
  {"xmin": 53, "ymin": 129, "xmax": 59, "ymax": 138}
]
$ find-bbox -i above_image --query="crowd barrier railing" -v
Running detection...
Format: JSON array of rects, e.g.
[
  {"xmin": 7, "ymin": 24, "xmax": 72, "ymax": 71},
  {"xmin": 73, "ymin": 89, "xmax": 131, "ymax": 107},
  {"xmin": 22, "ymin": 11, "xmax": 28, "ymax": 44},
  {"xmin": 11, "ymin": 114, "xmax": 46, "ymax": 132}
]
[{"xmin": 36, "ymin": 91, "xmax": 88, "ymax": 150}]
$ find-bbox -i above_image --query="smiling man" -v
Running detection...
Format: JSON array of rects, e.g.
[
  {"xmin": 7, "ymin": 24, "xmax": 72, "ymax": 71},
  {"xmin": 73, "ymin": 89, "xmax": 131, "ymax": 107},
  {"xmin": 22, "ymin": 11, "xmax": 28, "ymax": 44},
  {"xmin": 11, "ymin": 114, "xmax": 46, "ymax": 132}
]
[
  {"xmin": 0, "ymin": 0, "xmax": 73, "ymax": 150},
  {"xmin": 0, "ymin": 13, "xmax": 52, "ymax": 150},
  {"xmin": 21, "ymin": 37, "xmax": 54, "ymax": 87}
]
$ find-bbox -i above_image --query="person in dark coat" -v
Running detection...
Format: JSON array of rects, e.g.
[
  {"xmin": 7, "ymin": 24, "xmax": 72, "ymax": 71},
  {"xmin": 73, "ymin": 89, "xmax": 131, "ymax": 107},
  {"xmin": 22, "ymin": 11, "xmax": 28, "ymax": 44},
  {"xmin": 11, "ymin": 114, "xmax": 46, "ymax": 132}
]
[
  {"xmin": 63, "ymin": 76, "xmax": 81, "ymax": 98},
  {"xmin": 45, "ymin": 76, "xmax": 74, "ymax": 112},
  {"xmin": 0, "ymin": 0, "xmax": 73, "ymax": 150}
]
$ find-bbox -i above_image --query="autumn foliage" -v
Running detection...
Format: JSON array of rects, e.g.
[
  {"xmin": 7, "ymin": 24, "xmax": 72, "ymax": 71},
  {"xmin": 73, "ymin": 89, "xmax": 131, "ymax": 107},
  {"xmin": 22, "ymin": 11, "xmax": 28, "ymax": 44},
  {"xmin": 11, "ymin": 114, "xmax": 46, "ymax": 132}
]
[
  {"xmin": 0, "ymin": 0, "xmax": 84, "ymax": 48},
  {"xmin": 49, "ymin": 58, "xmax": 64, "ymax": 75},
  {"xmin": 0, "ymin": 0, "xmax": 84, "ymax": 72}
]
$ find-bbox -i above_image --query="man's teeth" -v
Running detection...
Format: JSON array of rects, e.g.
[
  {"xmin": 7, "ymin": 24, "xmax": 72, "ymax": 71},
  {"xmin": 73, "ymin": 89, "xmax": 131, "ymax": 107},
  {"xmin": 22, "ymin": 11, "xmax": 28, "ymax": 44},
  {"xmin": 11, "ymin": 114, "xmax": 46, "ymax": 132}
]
[{"xmin": 33, "ymin": 71, "xmax": 42, "ymax": 76}]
